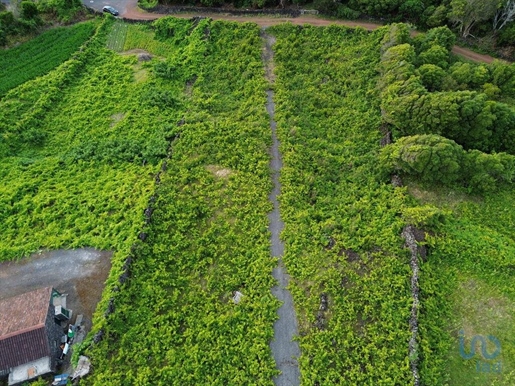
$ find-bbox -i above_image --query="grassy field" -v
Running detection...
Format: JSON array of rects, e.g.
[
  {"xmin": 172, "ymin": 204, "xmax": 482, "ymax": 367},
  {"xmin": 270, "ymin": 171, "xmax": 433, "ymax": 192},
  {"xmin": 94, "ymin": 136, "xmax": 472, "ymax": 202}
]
[{"xmin": 413, "ymin": 185, "xmax": 515, "ymax": 385}]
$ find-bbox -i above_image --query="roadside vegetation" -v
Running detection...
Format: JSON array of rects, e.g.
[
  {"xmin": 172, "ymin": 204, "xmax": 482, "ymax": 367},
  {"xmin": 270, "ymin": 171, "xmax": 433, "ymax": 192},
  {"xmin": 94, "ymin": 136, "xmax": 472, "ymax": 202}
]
[{"xmin": 148, "ymin": 0, "xmax": 515, "ymax": 60}]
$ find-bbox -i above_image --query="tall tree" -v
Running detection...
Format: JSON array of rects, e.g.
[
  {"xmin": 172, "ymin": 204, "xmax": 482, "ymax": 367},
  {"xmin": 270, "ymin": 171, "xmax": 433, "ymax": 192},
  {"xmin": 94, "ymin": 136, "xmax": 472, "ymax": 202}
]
[
  {"xmin": 449, "ymin": 0, "xmax": 499, "ymax": 37},
  {"xmin": 493, "ymin": 0, "xmax": 515, "ymax": 31}
]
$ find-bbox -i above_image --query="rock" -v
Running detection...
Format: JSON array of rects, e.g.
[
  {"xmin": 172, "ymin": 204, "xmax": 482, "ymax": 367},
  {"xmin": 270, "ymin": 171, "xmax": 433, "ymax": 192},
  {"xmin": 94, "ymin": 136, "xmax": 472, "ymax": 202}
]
[
  {"xmin": 137, "ymin": 53, "xmax": 152, "ymax": 62},
  {"xmin": 93, "ymin": 330, "xmax": 104, "ymax": 344},
  {"xmin": 391, "ymin": 174, "xmax": 403, "ymax": 187}
]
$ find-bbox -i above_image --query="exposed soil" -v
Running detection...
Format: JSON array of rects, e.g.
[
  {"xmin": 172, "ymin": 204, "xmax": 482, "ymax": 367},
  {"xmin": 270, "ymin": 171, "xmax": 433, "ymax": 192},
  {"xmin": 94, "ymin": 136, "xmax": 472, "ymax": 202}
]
[{"xmin": 0, "ymin": 248, "xmax": 112, "ymax": 333}]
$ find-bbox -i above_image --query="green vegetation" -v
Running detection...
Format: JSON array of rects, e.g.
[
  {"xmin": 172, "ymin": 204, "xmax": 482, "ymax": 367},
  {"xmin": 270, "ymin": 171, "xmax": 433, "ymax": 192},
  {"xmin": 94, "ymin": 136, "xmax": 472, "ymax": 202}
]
[
  {"xmin": 377, "ymin": 24, "xmax": 515, "ymax": 385},
  {"xmin": 379, "ymin": 24, "xmax": 515, "ymax": 193},
  {"xmin": 106, "ymin": 21, "xmax": 128, "ymax": 52},
  {"xmin": 1, "ymin": 11, "xmax": 514, "ymax": 386},
  {"xmin": 0, "ymin": 21, "xmax": 96, "ymax": 97},
  {"xmin": 84, "ymin": 18, "xmax": 279, "ymax": 384},
  {"xmin": 123, "ymin": 23, "xmax": 178, "ymax": 57},
  {"xmin": 269, "ymin": 23, "xmax": 414, "ymax": 384},
  {"xmin": 0, "ymin": 18, "xmax": 156, "ymax": 263},
  {"xmin": 413, "ymin": 186, "xmax": 515, "ymax": 385}
]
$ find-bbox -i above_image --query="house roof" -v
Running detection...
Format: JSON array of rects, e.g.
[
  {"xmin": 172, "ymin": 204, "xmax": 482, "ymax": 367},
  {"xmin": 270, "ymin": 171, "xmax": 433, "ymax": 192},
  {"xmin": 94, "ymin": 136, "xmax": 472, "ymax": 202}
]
[{"xmin": 0, "ymin": 287, "xmax": 53, "ymax": 371}]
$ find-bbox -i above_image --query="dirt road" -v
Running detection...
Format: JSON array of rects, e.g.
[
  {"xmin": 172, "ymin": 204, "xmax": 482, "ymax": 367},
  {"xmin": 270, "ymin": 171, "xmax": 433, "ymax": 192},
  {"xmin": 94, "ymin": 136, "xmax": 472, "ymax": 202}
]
[{"xmin": 117, "ymin": 2, "xmax": 503, "ymax": 64}]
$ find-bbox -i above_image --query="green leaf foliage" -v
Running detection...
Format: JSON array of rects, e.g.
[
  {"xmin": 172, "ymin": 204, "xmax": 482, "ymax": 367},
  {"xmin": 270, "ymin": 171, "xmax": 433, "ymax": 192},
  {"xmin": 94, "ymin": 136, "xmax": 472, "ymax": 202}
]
[
  {"xmin": 381, "ymin": 134, "xmax": 464, "ymax": 185},
  {"xmin": 0, "ymin": 21, "xmax": 96, "ymax": 97},
  {"xmin": 83, "ymin": 18, "xmax": 279, "ymax": 385},
  {"xmin": 269, "ymin": 23, "xmax": 414, "ymax": 384}
]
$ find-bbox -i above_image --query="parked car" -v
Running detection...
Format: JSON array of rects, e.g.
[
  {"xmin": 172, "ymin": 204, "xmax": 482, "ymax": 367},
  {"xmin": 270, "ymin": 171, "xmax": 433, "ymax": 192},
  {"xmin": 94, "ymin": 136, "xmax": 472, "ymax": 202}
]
[{"xmin": 102, "ymin": 5, "xmax": 119, "ymax": 16}]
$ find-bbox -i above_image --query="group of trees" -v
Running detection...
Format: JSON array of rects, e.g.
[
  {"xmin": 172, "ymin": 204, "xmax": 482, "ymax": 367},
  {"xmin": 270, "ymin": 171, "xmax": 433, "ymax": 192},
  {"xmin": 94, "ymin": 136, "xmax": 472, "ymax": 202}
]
[
  {"xmin": 145, "ymin": 0, "xmax": 515, "ymax": 56},
  {"xmin": 379, "ymin": 24, "xmax": 515, "ymax": 193},
  {"xmin": 381, "ymin": 134, "xmax": 515, "ymax": 192},
  {"xmin": 0, "ymin": 0, "xmax": 83, "ymax": 46}
]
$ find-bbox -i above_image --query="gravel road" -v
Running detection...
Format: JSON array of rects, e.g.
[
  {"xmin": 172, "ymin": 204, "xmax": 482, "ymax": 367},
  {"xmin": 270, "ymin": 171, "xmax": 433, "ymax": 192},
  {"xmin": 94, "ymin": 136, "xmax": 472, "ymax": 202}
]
[
  {"xmin": 264, "ymin": 31, "xmax": 301, "ymax": 385},
  {"xmin": 267, "ymin": 89, "xmax": 301, "ymax": 386}
]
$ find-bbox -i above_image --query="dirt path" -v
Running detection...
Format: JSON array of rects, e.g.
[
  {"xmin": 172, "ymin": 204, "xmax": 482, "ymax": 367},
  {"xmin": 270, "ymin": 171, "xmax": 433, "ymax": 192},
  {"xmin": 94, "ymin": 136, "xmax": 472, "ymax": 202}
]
[
  {"xmin": 263, "ymin": 32, "xmax": 301, "ymax": 386},
  {"xmin": 121, "ymin": 3, "xmax": 503, "ymax": 64}
]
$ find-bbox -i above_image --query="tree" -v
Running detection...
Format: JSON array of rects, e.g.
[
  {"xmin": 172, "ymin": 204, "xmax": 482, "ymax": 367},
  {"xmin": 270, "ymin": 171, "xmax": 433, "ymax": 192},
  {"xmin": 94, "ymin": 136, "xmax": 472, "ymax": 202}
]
[
  {"xmin": 380, "ymin": 23, "xmax": 411, "ymax": 55},
  {"xmin": 462, "ymin": 150, "xmax": 513, "ymax": 192},
  {"xmin": 419, "ymin": 26, "xmax": 456, "ymax": 52},
  {"xmin": 419, "ymin": 44, "xmax": 451, "ymax": 68},
  {"xmin": 418, "ymin": 64, "xmax": 447, "ymax": 91},
  {"xmin": 493, "ymin": 0, "xmax": 515, "ymax": 31},
  {"xmin": 449, "ymin": 0, "xmax": 499, "ymax": 37},
  {"xmin": 380, "ymin": 134, "xmax": 464, "ymax": 185},
  {"xmin": 20, "ymin": 1, "xmax": 39, "ymax": 19}
]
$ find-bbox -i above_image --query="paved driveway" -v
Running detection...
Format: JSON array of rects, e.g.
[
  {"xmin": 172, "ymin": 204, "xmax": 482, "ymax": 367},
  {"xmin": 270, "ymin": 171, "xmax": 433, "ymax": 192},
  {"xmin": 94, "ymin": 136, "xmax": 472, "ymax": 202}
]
[{"xmin": 84, "ymin": 0, "xmax": 129, "ymax": 16}]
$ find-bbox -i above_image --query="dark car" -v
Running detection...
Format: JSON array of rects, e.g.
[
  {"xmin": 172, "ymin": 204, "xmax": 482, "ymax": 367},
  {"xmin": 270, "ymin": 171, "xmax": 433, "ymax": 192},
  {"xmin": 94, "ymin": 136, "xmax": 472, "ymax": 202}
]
[{"xmin": 102, "ymin": 6, "xmax": 119, "ymax": 16}]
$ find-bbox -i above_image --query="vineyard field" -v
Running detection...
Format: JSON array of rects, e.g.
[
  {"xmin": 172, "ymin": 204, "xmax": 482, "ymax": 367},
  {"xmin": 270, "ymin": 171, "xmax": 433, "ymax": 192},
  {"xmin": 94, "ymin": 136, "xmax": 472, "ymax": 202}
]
[
  {"xmin": 0, "ymin": 15, "xmax": 514, "ymax": 386},
  {"xmin": 269, "ymin": 24, "xmax": 414, "ymax": 384},
  {"xmin": 83, "ymin": 19, "xmax": 279, "ymax": 385}
]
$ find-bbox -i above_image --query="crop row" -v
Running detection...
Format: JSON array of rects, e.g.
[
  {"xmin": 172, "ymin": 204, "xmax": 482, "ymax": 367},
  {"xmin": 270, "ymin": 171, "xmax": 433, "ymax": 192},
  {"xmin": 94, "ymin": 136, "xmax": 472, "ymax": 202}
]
[
  {"xmin": 0, "ymin": 21, "xmax": 97, "ymax": 97},
  {"xmin": 0, "ymin": 18, "xmax": 155, "ymax": 263}
]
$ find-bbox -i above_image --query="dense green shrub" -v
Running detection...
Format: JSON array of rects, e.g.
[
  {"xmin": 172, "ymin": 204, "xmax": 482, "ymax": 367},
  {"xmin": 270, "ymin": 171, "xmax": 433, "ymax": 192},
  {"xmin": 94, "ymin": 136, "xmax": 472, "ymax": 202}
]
[
  {"xmin": 20, "ymin": 1, "xmax": 39, "ymax": 20},
  {"xmin": 418, "ymin": 63, "xmax": 447, "ymax": 91},
  {"xmin": 379, "ymin": 25, "xmax": 515, "ymax": 155},
  {"xmin": 380, "ymin": 134, "xmax": 464, "ymax": 184},
  {"xmin": 418, "ymin": 44, "xmax": 450, "ymax": 68},
  {"xmin": 381, "ymin": 134, "xmax": 515, "ymax": 192},
  {"xmin": 418, "ymin": 25, "xmax": 456, "ymax": 52}
]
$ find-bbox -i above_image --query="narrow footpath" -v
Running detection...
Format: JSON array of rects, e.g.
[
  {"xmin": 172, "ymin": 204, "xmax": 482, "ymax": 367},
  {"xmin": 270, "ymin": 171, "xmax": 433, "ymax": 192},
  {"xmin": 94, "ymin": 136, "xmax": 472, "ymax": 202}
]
[{"xmin": 263, "ymin": 32, "xmax": 301, "ymax": 386}]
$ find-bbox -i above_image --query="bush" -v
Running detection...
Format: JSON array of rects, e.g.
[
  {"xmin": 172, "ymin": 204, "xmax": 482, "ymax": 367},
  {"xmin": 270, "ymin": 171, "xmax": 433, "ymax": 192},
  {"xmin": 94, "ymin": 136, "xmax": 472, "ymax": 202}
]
[
  {"xmin": 380, "ymin": 134, "xmax": 464, "ymax": 185},
  {"xmin": 497, "ymin": 23, "xmax": 515, "ymax": 47},
  {"xmin": 20, "ymin": 1, "xmax": 39, "ymax": 20},
  {"xmin": 418, "ymin": 44, "xmax": 450, "ymax": 68},
  {"xmin": 336, "ymin": 4, "xmax": 361, "ymax": 19},
  {"xmin": 425, "ymin": 5, "xmax": 448, "ymax": 28},
  {"xmin": 313, "ymin": 0, "xmax": 338, "ymax": 16},
  {"xmin": 380, "ymin": 23, "xmax": 411, "ymax": 54},
  {"xmin": 401, "ymin": 205, "xmax": 448, "ymax": 229},
  {"xmin": 462, "ymin": 150, "xmax": 515, "ymax": 193},
  {"xmin": 420, "ymin": 26, "xmax": 456, "ymax": 52}
]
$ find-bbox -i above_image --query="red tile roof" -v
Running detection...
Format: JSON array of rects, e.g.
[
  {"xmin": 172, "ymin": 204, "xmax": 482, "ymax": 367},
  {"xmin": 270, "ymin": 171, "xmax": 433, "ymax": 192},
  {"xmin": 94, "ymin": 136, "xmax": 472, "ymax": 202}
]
[
  {"xmin": 0, "ymin": 327, "xmax": 50, "ymax": 370},
  {"xmin": 0, "ymin": 287, "xmax": 53, "ymax": 371}
]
